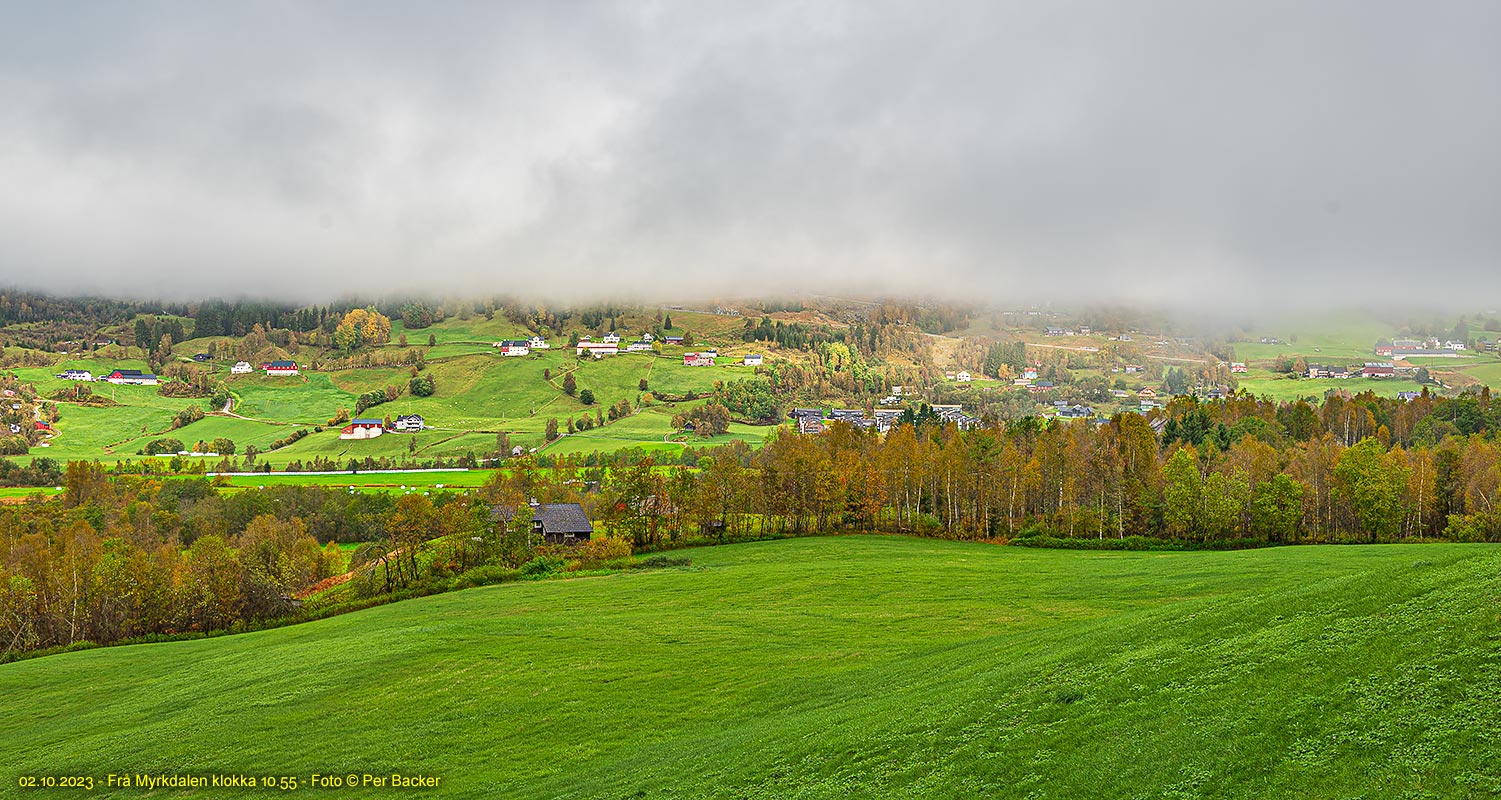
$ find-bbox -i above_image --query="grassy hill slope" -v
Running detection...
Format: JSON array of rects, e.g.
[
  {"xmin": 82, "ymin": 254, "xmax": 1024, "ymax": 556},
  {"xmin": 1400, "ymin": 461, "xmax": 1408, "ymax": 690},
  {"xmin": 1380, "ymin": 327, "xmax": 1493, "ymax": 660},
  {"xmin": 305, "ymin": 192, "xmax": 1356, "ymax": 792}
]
[
  {"xmin": 3, "ymin": 537, "xmax": 1499, "ymax": 798},
  {"xmin": 11, "ymin": 309, "xmax": 791, "ymax": 465}
]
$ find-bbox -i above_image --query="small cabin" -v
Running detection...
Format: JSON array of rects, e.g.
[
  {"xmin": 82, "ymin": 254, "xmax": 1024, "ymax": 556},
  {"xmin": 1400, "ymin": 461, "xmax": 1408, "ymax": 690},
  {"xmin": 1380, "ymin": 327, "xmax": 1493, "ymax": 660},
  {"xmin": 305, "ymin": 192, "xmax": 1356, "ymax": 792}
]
[{"xmin": 490, "ymin": 502, "xmax": 594, "ymax": 545}]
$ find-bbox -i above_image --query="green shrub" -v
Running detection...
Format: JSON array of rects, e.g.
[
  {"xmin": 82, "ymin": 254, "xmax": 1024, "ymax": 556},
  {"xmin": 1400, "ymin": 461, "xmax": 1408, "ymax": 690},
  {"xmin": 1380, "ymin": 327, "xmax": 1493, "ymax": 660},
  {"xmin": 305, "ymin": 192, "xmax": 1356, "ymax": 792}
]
[{"xmin": 520, "ymin": 555, "xmax": 567, "ymax": 576}]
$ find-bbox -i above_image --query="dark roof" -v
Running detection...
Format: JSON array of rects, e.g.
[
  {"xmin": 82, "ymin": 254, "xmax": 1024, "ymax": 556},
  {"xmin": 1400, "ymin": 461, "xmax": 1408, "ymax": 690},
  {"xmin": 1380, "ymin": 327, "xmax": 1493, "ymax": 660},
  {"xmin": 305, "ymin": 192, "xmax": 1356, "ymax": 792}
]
[
  {"xmin": 350, "ymin": 418, "xmax": 383, "ymax": 425},
  {"xmin": 396, "ymin": 414, "xmax": 423, "ymax": 422},
  {"xmin": 491, "ymin": 503, "xmax": 594, "ymax": 536},
  {"xmin": 265, "ymin": 360, "xmax": 297, "ymax": 368}
]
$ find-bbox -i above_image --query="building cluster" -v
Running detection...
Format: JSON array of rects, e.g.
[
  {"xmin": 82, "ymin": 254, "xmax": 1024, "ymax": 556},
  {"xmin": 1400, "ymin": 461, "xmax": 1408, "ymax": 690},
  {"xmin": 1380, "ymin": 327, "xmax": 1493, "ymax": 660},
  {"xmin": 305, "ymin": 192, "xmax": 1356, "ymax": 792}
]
[
  {"xmin": 1308, "ymin": 362, "xmax": 1400, "ymax": 379},
  {"xmin": 338, "ymin": 414, "xmax": 425, "ymax": 440},
  {"xmin": 492, "ymin": 336, "xmax": 552, "ymax": 356},
  {"xmin": 57, "ymin": 368, "xmax": 162, "ymax": 385},
  {"xmin": 791, "ymin": 403, "xmax": 982, "ymax": 435},
  {"xmin": 1375, "ymin": 338, "xmax": 1468, "ymax": 358}
]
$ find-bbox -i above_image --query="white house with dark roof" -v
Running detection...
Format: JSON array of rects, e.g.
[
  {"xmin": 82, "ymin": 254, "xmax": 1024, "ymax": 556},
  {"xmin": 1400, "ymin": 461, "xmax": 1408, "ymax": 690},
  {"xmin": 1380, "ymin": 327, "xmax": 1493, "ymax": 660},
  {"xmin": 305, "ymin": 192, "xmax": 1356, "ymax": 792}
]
[
  {"xmin": 393, "ymin": 414, "xmax": 425, "ymax": 432},
  {"xmin": 743, "ymin": 354, "xmax": 763, "ymax": 366}
]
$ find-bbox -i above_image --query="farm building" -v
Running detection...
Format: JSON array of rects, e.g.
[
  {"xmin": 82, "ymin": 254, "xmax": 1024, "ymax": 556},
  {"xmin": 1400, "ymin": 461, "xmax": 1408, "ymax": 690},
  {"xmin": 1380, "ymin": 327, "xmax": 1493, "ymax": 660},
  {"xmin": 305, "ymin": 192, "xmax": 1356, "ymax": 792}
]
[
  {"xmin": 527, "ymin": 336, "xmax": 550, "ymax": 349},
  {"xmin": 576, "ymin": 341, "xmax": 619, "ymax": 356},
  {"xmin": 683, "ymin": 352, "xmax": 715, "ymax": 366},
  {"xmin": 1398, "ymin": 391, "xmax": 1421, "ymax": 401},
  {"xmin": 191, "ymin": 353, "xmax": 210, "ymax": 362},
  {"xmin": 104, "ymin": 369, "xmax": 158, "ymax": 385},
  {"xmin": 231, "ymin": 361, "xmax": 252, "ymax": 374},
  {"xmin": 1137, "ymin": 387, "xmax": 1158, "ymax": 400},
  {"xmin": 1230, "ymin": 362, "xmax": 1247, "ymax": 373},
  {"xmin": 796, "ymin": 417, "xmax": 826, "ymax": 435},
  {"xmin": 262, "ymin": 360, "xmax": 299, "ymax": 376},
  {"xmin": 339, "ymin": 419, "xmax": 385, "ymax": 440},
  {"xmin": 1362, "ymin": 362, "xmax": 1396, "ymax": 378},
  {"xmin": 626, "ymin": 340, "xmax": 653, "ymax": 352},
  {"xmin": 663, "ymin": 336, "xmax": 684, "ymax": 345},
  {"xmin": 601, "ymin": 333, "xmax": 621, "ymax": 344},
  {"xmin": 494, "ymin": 340, "xmax": 530, "ymax": 356},
  {"xmin": 743, "ymin": 354, "xmax": 763, "ymax": 366},
  {"xmin": 490, "ymin": 502, "xmax": 594, "ymax": 545},
  {"xmin": 56, "ymin": 369, "xmax": 93, "ymax": 381},
  {"xmin": 393, "ymin": 414, "xmax": 424, "ymax": 432},
  {"xmin": 956, "ymin": 371, "xmax": 972, "ymax": 382},
  {"xmin": 1057, "ymin": 404, "xmax": 1093, "ymax": 419},
  {"xmin": 1307, "ymin": 364, "xmax": 1352, "ymax": 379}
]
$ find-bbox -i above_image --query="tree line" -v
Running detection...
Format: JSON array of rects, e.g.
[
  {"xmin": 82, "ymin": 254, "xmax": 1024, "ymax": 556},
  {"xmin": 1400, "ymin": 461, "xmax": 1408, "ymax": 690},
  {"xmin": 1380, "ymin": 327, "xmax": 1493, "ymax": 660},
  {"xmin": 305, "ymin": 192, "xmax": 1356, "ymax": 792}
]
[{"xmin": 4, "ymin": 387, "xmax": 1501, "ymax": 660}]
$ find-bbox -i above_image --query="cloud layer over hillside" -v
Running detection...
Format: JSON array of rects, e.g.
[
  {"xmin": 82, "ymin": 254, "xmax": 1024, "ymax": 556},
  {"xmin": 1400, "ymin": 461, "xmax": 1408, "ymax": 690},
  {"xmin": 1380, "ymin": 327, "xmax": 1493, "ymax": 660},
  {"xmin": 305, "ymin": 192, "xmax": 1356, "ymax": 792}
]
[{"xmin": 2, "ymin": 1, "xmax": 1499, "ymax": 305}]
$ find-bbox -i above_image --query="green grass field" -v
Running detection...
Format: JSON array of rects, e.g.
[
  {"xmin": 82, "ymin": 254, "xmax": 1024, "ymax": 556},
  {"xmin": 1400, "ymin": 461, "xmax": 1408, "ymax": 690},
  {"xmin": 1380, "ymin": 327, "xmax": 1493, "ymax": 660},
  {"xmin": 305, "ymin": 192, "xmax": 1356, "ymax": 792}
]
[
  {"xmin": 540, "ymin": 403, "xmax": 775, "ymax": 457},
  {"xmin": 215, "ymin": 469, "xmax": 491, "ymax": 489},
  {"xmin": 1232, "ymin": 312, "xmax": 1397, "ymax": 363},
  {"xmin": 3, "ymin": 536, "xmax": 1499, "ymax": 798},
  {"xmin": 1235, "ymin": 372, "xmax": 1426, "ymax": 401},
  {"xmin": 1449, "ymin": 359, "xmax": 1501, "ymax": 389}
]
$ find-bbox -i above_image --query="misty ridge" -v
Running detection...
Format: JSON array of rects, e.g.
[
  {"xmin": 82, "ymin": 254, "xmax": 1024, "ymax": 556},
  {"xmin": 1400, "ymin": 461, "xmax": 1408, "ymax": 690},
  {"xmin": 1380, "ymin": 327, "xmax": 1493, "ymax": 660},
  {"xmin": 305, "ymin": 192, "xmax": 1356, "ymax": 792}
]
[{"xmin": 1, "ymin": 2, "xmax": 1499, "ymax": 307}]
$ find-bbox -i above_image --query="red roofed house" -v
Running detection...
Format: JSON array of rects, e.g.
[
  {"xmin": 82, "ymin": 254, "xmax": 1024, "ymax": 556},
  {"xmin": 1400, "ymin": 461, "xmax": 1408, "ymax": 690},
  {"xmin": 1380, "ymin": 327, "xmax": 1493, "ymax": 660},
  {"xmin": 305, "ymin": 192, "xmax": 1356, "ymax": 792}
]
[{"xmin": 683, "ymin": 352, "xmax": 715, "ymax": 366}]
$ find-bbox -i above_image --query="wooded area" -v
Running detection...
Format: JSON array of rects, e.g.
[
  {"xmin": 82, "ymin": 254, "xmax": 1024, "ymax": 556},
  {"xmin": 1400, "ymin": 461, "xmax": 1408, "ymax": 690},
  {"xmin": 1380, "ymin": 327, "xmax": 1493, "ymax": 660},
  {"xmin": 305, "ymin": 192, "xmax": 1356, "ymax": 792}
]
[{"xmin": 3, "ymin": 387, "xmax": 1499, "ymax": 659}]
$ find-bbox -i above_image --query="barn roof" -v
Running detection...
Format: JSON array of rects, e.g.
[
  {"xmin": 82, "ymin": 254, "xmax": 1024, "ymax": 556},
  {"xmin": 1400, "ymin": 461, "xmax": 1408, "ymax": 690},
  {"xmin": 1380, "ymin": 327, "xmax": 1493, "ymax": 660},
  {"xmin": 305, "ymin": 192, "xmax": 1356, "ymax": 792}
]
[{"xmin": 491, "ymin": 502, "xmax": 594, "ymax": 536}]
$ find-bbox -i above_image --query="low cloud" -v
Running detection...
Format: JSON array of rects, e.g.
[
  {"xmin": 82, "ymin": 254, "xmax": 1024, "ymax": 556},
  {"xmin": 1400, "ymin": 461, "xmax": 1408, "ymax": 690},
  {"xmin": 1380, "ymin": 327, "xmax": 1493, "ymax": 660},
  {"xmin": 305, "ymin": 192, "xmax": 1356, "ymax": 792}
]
[{"xmin": 1, "ymin": 1, "xmax": 1499, "ymax": 306}]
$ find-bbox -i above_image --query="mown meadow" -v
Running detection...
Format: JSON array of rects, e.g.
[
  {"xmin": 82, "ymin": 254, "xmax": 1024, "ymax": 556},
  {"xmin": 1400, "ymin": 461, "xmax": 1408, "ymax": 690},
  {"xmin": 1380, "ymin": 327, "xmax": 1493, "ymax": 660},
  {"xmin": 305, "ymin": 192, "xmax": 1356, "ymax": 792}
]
[{"xmin": 2, "ymin": 535, "xmax": 1498, "ymax": 799}]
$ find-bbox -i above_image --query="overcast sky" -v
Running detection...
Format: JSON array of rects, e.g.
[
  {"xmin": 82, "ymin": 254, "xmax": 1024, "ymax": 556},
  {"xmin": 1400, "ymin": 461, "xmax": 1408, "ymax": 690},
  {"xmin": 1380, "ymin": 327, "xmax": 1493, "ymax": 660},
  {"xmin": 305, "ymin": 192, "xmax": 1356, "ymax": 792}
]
[{"xmin": 1, "ymin": 1, "xmax": 1498, "ymax": 306}]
